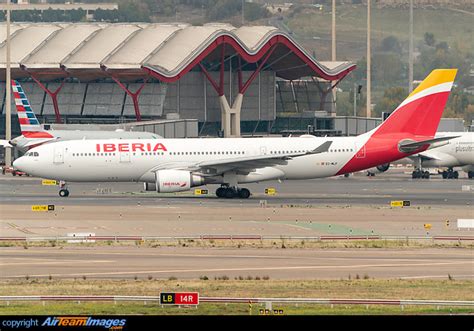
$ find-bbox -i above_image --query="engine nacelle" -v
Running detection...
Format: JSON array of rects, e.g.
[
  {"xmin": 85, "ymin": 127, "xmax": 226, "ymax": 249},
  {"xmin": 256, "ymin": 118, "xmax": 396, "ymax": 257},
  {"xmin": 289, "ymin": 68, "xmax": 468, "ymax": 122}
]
[
  {"xmin": 143, "ymin": 182, "xmax": 156, "ymax": 191},
  {"xmin": 155, "ymin": 170, "xmax": 204, "ymax": 193},
  {"xmin": 367, "ymin": 163, "xmax": 390, "ymax": 174}
]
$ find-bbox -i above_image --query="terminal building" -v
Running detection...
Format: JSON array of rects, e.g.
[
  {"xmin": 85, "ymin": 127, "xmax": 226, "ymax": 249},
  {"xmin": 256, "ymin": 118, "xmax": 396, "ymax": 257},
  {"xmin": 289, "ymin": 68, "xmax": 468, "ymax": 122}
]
[
  {"xmin": 0, "ymin": 22, "xmax": 466, "ymax": 141},
  {"xmin": 0, "ymin": 22, "xmax": 355, "ymax": 138}
]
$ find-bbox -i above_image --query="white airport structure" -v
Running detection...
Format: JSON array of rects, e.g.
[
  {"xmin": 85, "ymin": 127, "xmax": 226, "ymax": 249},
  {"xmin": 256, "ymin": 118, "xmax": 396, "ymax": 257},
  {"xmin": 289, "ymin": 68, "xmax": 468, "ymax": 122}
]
[{"xmin": 0, "ymin": 22, "xmax": 355, "ymax": 138}]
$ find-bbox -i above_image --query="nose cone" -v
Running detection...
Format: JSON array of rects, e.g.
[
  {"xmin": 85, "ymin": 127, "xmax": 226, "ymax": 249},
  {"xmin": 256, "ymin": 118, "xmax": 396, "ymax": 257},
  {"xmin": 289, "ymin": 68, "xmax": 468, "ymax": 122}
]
[{"xmin": 13, "ymin": 156, "xmax": 27, "ymax": 172}]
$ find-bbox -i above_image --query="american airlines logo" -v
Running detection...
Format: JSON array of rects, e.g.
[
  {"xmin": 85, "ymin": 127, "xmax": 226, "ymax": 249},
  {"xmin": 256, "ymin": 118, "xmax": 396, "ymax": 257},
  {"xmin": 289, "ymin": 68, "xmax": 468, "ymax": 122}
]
[{"xmin": 96, "ymin": 143, "xmax": 167, "ymax": 152}]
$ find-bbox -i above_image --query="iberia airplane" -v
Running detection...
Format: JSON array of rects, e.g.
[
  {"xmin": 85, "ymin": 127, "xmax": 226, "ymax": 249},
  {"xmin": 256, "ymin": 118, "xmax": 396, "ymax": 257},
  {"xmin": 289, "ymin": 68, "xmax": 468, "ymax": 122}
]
[
  {"xmin": 13, "ymin": 69, "xmax": 458, "ymax": 198},
  {"xmin": 0, "ymin": 80, "xmax": 160, "ymax": 151}
]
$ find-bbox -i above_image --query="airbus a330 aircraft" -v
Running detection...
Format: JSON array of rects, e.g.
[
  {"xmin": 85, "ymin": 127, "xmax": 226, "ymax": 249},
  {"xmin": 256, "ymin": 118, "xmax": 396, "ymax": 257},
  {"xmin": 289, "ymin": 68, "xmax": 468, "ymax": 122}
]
[
  {"xmin": 13, "ymin": 69, "xmax": 458, "ymax": 198},
  {"xmin": 368, "ymin": 132, "xmax": 473, "ymax": 179},
  {"xmin": 0, "ymin": 80, "xmax": 160, "ymax": 151}
]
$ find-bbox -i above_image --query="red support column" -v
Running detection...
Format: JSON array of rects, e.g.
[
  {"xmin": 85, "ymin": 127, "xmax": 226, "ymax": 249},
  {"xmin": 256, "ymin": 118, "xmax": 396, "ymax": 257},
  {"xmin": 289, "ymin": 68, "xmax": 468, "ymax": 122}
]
[
  {"xmin": 219, "ymin": 44, "xmax": 225, "ymax": 96},
  {"xmin": 111, "ymin": 76, "xmax": 147, "ymax": 122},
  {"xmin": 30, "ymin": 75, "xmax": 66, "ymax": 123},
  {"xmin": 199, "ymin": 63, "xmax": 220, "ymax": 94},
  {"xmin": 239, "ymin": 44, "xmax": 277, "ymax": 94},
  {"xmin": 237, "ymin": 56, "xmax": 243, "ymax": 92}
]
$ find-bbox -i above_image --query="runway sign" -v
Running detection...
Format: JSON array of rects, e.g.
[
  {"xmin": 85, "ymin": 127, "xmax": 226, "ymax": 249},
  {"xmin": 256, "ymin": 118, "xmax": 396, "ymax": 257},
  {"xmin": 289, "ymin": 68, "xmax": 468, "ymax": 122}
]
[
  {"xmin": 265, "ymin": 188, "xmax": 276, "ymax": 195},
  {"xmin": 194, "ymin": 189, "xmax": 208, "ymax": 195},
  {"xmin": 160, "ymin": 292, "xmax": 199, "ymax": 305},
  {"xmin": 31, "ymin": 205, "xmax": 55, "ymax": 212},
  {"xmin": 390, "ymin": 200, "xmax": 410, "ymax": 207},
  {"xmin": 42, "ymin": 179, "xmax": 57, "ymax": 185}
]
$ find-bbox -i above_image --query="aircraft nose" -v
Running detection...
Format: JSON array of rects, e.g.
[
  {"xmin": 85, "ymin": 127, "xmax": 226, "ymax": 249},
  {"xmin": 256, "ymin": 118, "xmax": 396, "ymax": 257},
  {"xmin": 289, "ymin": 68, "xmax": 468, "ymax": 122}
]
[{"xmin": 13, "ymin": 157, "xmax": 27, "ymax": 172}]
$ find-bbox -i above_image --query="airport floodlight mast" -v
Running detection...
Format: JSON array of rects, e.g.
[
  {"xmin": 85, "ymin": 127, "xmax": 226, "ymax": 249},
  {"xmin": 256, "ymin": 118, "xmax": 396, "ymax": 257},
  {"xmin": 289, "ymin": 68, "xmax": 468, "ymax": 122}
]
[
  {"xmin": 366, "ymin": 0, "xmax": 371, "ymax": 118},
  {"xmin": 409, "ymin": 0, "xmax": 414, "ymax": 93},
  {"xmin": 5, "ymin": 0, "xmax": 11, "ymax": 167}
]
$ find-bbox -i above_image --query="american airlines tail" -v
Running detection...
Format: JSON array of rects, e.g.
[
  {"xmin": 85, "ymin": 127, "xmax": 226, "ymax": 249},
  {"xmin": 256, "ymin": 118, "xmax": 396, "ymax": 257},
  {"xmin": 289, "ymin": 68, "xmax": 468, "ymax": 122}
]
[
  {"xmin": 11, "ymin": 80, "xmax": 54, "ymax": 144},
  {"xmin": 337, "ymin": 69, "xmax": 457, "ymax": 174},
  {"xmin": 12, "ymin": 80, "xmax": 43, "ymax": 134}
]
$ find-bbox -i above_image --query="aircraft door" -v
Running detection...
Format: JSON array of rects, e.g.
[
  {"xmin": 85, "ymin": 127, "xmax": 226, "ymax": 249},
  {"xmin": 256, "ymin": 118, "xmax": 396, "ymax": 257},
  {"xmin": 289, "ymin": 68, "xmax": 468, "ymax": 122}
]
[
  {"xmin": 355, "ymin": 141, "xmax": 366, "ymax": 158},
  {"xmin": 53, "ymin": 147, "xmax": 64, "ymax": 164},
  {"xmin": 120, "ymin": 150, "xmax": 131, "ymax": 163},
  {"xmin": 260, "ymin": 146, "xmax": 267, "ymax": 155}
]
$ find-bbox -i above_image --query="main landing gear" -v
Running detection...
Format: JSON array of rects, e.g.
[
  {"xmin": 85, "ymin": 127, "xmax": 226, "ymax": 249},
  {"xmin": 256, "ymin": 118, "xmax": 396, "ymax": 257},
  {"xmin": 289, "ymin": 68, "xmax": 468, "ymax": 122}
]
[
  {"xmin": 215, "ymin": 185, "xmax": 251, "ymax": 199},
  {"xmin": 412, "ymin": 169, "xmax": 430, "ymax": 179},
  {"xmin": 441, "ymin": 168, "xmax": 459, "ymax": 179},
  {"xmin": 58, "ymin": 180, "xmax": 69, "ymax": 197}
]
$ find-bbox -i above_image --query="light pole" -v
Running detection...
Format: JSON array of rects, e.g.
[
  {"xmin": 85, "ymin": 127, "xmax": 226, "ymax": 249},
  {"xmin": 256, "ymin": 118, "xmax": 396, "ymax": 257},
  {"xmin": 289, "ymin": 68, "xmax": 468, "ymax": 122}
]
[
  {"xmin": 408, "ymin": 0, "xmax": 414, "ymax": 93},
  {"xmin": 5, "ymin": 0, "xmax": 11, "ymax": 167},
  {"xmin": 242, "ymin": 0, "xmax": 244, "ymax": 25},
  {"xmin": 366, "ymin": 0, "xmax": 371, "ymax": 118},
  {"xmin": 353, "ymin": 83, "xmax": 357, "ymax": 117},
  {"xmin": 331, "ymin": 0, "xmax": 336, "ymax": 61}
]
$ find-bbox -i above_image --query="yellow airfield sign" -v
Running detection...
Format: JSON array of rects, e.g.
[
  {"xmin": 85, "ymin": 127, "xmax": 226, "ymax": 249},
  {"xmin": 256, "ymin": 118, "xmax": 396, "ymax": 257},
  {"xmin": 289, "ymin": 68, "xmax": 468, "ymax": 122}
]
[
  {"xmin": 265, "ymin": 188, "xmax": 276, "ymax": 195},
  {"xmin": 32, "ymin": 205, "xmax": 55, "ymax": 212},
  {"xmin": 42, "ymin": 180, "xmax": 57, "ymax": 186}
]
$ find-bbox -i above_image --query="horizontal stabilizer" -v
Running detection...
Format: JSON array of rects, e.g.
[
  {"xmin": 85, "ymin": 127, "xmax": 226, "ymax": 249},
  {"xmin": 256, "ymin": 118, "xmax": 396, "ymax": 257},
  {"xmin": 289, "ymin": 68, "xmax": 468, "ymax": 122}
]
[
  {"xmin": 399, "ymin": 135, "xmax": 459, "ymax": 153},
  {"xmin": 0, "ymin": 140, "xmax": 13, "ymax": 147}
]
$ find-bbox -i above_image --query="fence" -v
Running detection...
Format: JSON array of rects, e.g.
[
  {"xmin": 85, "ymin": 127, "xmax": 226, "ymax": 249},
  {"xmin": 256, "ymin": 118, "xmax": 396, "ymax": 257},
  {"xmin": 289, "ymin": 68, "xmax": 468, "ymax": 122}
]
[
  {"xmin": 0, "ymin": 235, "xmax": 473, "ymax": 242},
  {"xmin": 1, "ymin": 296, "xmax": 472, "ymax": 310}
]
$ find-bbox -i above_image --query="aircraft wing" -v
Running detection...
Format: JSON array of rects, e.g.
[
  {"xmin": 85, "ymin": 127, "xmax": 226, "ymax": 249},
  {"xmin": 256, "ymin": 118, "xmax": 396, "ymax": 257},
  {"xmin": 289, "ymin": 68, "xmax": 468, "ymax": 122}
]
[
  {"xmin": 408, "ymin": 151, "xmax": 442, "ymax": 162},
  {"xmin": 187, "ymin": 141, "xmax": 332, "ymax": 175},
  {"xmin": 149, "ymin": 141, "xmax": 332, "ymax": 176}
]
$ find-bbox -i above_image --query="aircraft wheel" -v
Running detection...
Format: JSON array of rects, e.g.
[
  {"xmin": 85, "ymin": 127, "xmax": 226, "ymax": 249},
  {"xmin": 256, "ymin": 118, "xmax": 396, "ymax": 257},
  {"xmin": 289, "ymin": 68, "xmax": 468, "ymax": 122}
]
[
  {"xmin": 216, "ymin": 187, "xmax": 226, "ymax": 198},
  {"xmin": 59, "ymin": 189, "xmax": 69, "ymax": 197},
  {"xmin": 442, "ymin": 171, "xmax": 448, "ymax": 179},
  {"xmin": 423, "ymin": 171, "xmax": 430, "ymax": 179},
  {"xmin": 468, "ymin": 171, "xmax": 474, "ymax": 179},
  {"xmin": 224, "ymin": 188, "xmax": 236, "ymax": 199},
  {"xmin": 238, "ymin": 188, "xmax": 251, "ymax": 199},
  {"xmin": 453, "ymin": 171, "xmax": 459, "ymax": 179}
]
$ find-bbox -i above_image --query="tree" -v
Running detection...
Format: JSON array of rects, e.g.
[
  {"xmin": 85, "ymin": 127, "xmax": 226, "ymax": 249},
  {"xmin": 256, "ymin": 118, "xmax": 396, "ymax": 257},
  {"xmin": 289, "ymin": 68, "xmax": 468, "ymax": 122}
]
[
  {"xmin": 424, "ymin": 32, "xmax": 435, "ymax": 47},
  {"xmin": 374, "ymin": 87, "xmax": 407, "ymax": 118},
  {"xmin": 381, "ymin": 36, "xmax": 401, "ymax": 53}
]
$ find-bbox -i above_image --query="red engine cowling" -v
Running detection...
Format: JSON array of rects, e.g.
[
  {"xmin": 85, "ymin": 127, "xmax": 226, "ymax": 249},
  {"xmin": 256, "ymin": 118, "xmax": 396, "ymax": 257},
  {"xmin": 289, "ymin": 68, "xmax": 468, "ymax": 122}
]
[{"xmin": 155, "ymin": 170, "xmax": 204, "ymax": 193}]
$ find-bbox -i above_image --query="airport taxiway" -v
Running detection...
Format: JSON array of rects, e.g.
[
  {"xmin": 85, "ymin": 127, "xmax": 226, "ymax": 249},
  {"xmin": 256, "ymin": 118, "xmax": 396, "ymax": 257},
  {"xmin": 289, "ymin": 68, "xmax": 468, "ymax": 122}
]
[{"xmin": 1, "ymin": 246, "xmax": 473, "ymax": 280}]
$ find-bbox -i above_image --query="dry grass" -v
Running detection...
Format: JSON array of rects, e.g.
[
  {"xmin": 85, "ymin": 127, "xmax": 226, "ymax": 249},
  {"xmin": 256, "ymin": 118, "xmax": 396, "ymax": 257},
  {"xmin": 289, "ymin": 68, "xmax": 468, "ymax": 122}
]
[{"xmin": 1, "ymin": 279, "xmax": 472, "ymax": 301}]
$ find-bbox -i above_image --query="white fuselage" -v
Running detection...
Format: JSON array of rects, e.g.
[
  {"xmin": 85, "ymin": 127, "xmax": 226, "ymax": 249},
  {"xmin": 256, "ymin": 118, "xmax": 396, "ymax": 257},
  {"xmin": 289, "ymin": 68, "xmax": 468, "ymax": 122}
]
[
  {"xmin": 16, "ymin": 135, "xmax": 370, "ymax": 183},
  {"xmin": 11, "ymin": 130, "xmax": 161, "ymax": 151},
  {"xmin": 419, "ymin": 132, "xmax": 474, "ymax": 169}
]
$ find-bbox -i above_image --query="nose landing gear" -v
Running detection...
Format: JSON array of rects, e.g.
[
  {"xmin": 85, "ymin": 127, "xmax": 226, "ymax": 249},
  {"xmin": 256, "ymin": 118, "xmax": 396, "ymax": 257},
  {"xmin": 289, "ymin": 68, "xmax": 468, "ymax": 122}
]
[
  {"xmin": 58, "ymin": 180, "xmax": 69, "ymax": 197},
  {"xmin": 215, "ymin": 185, "xmax": 251, "ymax": 199}
]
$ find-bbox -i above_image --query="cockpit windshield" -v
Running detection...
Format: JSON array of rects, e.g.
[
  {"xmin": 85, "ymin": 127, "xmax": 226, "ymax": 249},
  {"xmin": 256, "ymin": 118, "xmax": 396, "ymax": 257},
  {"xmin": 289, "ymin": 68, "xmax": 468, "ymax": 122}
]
[{"xmin": 24, "ymin": 152, "xmax": 39, "ymax": 157}]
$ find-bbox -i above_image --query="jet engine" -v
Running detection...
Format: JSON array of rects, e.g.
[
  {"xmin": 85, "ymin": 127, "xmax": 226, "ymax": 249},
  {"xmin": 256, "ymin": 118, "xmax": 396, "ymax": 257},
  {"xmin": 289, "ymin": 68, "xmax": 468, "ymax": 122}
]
[
  {"xmin": 143, "ymin": 182, "xmax": 156, "ymax": 191},
  {"xmin": 154, "ymin": 170, "xmax": 204, "ymax": 193},
  {"xmin": 367, "ymin": 163, "xmax": 390, "ymax": 176}
]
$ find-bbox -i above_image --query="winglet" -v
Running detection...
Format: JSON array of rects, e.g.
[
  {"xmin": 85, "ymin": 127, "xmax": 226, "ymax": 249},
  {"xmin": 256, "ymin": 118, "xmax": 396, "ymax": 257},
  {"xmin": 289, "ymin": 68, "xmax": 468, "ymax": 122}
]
[{"xmin": 307, "ymin": 141, "xmax": 332, "ymax": 155}]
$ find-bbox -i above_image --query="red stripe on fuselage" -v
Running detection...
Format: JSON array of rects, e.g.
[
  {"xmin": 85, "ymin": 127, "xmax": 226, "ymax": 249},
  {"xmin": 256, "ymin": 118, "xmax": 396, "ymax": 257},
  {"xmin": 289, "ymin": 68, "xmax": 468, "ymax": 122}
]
[
  {"xmin": 336, "ymin": 91, "xmax": 450, "ymax": 175},
  {"xmin": 23, "ymin": 131, "xmax": 54, "ymax": 138}
]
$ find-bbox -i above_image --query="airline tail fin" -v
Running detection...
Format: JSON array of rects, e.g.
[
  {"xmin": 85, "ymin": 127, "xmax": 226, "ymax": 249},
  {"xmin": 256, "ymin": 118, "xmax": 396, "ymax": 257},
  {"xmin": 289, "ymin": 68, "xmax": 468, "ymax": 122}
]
[
  {"xmin": 374, "ymin": 69, "xmax": 457, "ymax": 138},
  {"xmin": 11, "ymin": 80, "xmax": 43, "ymax": 134}
]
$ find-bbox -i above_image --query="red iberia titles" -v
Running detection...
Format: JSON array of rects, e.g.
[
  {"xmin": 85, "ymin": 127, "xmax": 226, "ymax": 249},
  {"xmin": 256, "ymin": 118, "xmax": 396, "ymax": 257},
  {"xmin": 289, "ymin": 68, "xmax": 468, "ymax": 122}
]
[{"xmin": 96, "ymin": 142, "xmax": 167, "ymax": 153}]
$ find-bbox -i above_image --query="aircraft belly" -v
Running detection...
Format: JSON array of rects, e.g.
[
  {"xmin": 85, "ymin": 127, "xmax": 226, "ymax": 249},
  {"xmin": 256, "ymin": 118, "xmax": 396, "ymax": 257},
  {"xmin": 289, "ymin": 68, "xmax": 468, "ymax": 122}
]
[{"xmin": 277, "ymin": 154, "xmax": 347, "ymax": 179}]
